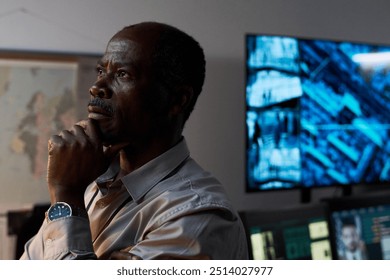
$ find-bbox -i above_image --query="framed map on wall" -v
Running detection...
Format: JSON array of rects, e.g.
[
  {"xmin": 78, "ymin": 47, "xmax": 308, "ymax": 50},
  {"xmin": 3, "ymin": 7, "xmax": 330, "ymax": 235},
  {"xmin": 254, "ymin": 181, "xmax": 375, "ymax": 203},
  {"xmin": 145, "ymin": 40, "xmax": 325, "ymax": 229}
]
[{"xmin": 0, "ymin": 51, "xmax": 100, "ymax": 206}]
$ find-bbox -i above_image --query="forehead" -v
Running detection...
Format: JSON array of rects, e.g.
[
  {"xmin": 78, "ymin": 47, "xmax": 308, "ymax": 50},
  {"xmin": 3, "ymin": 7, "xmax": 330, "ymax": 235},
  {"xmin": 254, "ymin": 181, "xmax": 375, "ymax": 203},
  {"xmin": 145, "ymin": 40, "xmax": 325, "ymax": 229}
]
[
  {"xmin": 102, "ymin": 37, "xmax": 141, "ymax": 62},
  {"xmin": 106, "ymin": 37, "xmax": 138, "ymax": 53},
  {"xmin": 101, "ymin": 32, "xmax": 156, "ymax": 66},
  {"xmin": 342, "ymin": 226, "xmax": 356, "ymax": 233}
]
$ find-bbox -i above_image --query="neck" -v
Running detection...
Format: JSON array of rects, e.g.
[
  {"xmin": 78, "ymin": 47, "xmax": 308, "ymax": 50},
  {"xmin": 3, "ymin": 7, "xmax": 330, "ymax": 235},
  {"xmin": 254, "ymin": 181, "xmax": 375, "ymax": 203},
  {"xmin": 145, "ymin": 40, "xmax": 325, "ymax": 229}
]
[
  {"xmin": 118, "ymin": 134, "xmax": 182, "ymax": 176},
  {"xmin": 116, "ymin": 112, "xmax": 186, "ymax": 177}
]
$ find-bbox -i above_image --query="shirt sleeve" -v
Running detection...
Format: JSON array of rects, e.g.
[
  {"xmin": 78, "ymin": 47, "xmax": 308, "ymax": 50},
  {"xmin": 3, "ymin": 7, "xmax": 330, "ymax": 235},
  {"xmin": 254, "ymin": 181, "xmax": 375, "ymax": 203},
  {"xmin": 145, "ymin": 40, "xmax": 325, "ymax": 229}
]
[{"xmin": 20, "ymin": 217, "xmax": 96, "ymax": 260}]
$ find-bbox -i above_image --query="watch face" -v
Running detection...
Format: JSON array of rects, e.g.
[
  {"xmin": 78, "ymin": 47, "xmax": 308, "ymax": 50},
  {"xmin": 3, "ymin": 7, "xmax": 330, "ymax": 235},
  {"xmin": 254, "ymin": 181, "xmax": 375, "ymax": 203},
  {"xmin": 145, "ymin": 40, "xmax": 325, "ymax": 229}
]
[{"xmin": 48, "ymin": 202, "xmax": 72, "ymax": 221}]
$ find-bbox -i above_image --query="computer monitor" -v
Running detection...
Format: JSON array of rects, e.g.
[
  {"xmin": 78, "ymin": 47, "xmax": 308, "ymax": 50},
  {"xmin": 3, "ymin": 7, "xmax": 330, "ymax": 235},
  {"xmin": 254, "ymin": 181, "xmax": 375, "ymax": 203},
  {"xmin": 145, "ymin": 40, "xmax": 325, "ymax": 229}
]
[
  {"xmin": 245, "ymin": 34, "xmax": 390, "ymax": 192},
  {"xmin": 240, "ymin": 204, "xmax": 332, "ymax": 260},
  {"xmin": 326, "ymin": 193, "xmax": 390, "ymax": 260}
]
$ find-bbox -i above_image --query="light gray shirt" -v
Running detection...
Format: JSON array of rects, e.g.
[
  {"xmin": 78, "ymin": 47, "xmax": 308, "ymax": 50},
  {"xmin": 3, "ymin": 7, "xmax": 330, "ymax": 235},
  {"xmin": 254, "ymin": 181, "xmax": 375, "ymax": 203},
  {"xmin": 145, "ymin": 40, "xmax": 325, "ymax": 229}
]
[{"xmin": 21, "ymin": 138, "xmax": 248, "ymax": 260}]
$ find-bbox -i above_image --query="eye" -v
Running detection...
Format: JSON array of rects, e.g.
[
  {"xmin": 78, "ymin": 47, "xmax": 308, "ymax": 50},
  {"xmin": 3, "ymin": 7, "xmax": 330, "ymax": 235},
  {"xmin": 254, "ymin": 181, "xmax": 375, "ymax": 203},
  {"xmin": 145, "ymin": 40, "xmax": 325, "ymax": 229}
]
[
  {"xmin": 96, "ymin": 66, "xmax": 104, "ymax": 78},
  {"xmin": 116, "ymin": 70, "xmax": 129, "ymax": 78}
]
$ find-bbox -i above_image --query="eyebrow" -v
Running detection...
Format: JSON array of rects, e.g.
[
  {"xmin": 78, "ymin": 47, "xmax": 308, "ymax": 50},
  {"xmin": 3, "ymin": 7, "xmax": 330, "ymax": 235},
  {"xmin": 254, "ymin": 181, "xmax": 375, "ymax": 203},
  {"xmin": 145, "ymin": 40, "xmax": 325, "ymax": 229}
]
[
  {"xmin": 97, "ymin": 58, "xmax": 104, "ymax": 66},
  {"xmin": 95, "ymin": 58, "xmax": 141, "ymax": 78},
  {"xmin": 96, "ymin": 57, "xmax": 137, "ymax": 69}
]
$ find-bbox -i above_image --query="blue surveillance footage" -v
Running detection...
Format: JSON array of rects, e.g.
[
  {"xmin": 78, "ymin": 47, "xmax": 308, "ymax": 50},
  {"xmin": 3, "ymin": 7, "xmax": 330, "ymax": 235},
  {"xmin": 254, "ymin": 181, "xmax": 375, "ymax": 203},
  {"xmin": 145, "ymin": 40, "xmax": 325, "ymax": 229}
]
[{"xmin": 246, "ymin": 35, "xmax": 390, "ymax": 191}]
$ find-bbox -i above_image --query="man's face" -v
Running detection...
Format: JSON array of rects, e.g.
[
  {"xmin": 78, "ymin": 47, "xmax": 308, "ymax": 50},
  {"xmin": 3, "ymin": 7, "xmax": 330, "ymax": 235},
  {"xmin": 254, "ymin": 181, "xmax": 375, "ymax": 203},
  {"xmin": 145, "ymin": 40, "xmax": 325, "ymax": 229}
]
[
  {"xmin": 341, "ymin": 225, "xmax": 360, "ymax": 252},
  {"xmin": 88, "ymin": 30, "xmax": 168, "ymax": 148}
]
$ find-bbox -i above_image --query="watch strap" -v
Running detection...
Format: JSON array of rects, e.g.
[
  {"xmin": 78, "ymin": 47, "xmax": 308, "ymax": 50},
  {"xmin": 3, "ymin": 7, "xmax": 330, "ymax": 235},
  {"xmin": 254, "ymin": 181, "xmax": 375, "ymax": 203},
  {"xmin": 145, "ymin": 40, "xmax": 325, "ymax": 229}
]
[{"xmin": 69, "ymin": 204, "xmax": 89, "ymax": 219}]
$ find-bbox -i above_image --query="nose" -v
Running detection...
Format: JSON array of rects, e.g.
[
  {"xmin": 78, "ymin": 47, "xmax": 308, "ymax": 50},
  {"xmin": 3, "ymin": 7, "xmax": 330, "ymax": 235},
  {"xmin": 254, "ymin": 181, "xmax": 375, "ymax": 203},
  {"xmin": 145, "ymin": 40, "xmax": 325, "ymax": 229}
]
[{"xmin": 89, "ymin": 84, "xmax": 112, "ymax": 99}]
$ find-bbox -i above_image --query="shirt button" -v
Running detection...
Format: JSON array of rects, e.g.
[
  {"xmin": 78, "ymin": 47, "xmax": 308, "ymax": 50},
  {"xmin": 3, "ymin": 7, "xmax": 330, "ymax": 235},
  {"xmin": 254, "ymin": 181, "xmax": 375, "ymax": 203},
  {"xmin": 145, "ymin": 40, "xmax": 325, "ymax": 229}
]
[{"xmin": 46, "ymin": 239, "xmax": 53, "ymax": 246}]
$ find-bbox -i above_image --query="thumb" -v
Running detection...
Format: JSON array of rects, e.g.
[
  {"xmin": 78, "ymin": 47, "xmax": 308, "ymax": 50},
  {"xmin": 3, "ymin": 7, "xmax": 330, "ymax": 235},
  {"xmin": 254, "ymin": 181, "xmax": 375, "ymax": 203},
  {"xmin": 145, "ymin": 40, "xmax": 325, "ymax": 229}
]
[{"xmin": 77, "ymin": 119, "xmax": 103, "ymax": 147}]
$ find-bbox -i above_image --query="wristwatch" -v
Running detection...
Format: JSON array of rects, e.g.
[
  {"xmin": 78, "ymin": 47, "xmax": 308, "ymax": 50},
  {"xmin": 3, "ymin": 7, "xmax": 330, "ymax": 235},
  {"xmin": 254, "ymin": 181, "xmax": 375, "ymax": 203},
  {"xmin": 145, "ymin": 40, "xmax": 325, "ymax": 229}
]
[{"xmin": 47, "ymin": 202, "xmax": 88, "ymax": 222}]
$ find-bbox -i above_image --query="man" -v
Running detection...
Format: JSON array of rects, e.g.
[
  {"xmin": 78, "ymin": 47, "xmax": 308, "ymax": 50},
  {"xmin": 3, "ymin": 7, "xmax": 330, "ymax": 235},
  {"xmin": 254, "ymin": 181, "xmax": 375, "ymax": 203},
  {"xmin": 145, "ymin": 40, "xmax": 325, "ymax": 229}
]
[
  {"xmin": 21, "ymin": 21, "xmax": 248, "ymax": 260},
  {"xmin": 339, "ymin": 217, "xmax": 367, "ymax": 260}
]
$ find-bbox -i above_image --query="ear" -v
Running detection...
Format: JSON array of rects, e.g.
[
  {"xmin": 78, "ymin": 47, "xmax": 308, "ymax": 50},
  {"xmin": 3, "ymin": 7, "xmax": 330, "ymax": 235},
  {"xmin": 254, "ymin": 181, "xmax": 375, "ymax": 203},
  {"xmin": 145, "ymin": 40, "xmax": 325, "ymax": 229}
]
[{"xmin": 169, "ymin": 86, "xmax": 194, "ymax": 116}]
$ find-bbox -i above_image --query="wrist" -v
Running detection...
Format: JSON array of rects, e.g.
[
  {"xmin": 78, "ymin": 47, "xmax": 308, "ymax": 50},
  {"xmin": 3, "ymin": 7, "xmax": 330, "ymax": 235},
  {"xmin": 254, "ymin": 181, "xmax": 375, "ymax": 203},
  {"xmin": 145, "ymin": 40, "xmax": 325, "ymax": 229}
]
[{"xmin": 47, "ymin": 202, "xmax": 88, "ymax": 222}]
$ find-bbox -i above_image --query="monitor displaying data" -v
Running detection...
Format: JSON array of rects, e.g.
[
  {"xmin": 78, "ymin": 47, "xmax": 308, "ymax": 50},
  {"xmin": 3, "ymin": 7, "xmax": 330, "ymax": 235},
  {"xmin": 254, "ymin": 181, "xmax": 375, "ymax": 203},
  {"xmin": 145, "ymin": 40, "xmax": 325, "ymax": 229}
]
[
  {"xmin": 326, "ymin": 194, "xmax": 390, "ymax": 260},
  {"xmin": 240, "ymin": 205, "xmax": 332, "ymax": 260}
]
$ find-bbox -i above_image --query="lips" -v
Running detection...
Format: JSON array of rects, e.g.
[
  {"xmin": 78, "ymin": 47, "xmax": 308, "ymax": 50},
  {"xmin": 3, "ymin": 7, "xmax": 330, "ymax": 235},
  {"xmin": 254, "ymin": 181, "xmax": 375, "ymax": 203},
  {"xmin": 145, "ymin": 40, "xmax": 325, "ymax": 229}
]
[{"xmin": 88, "ymin": 105, "xmax": 113, "ymax": 120}]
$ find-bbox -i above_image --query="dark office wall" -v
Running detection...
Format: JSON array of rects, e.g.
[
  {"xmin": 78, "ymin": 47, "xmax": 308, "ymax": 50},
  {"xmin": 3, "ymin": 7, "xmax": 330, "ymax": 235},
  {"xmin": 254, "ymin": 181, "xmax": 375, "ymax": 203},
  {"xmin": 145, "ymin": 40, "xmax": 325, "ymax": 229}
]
[{"xmin": 0, "ymin": 0, "xmax": 389, "ymax": 211}]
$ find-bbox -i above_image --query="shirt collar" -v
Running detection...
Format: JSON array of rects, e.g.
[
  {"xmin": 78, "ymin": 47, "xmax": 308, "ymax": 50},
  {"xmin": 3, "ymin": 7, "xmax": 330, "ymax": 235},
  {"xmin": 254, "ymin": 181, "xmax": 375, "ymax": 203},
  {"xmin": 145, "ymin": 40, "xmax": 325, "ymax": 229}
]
[
  {"xmin": 96, "ymin": 138, "xmax": 190, "ymax": 203},
  {"xmin": 96, "ymin": 155, "xmax": 120, "ymax": 184}
]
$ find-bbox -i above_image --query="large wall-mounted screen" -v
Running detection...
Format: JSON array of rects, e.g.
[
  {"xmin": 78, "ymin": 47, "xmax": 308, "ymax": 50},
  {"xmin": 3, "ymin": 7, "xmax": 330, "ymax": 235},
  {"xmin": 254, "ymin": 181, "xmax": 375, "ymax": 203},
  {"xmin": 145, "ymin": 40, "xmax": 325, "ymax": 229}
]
[{"xmin": 246, "ymin": 34, "xmax": 390, "ymax": 192}]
